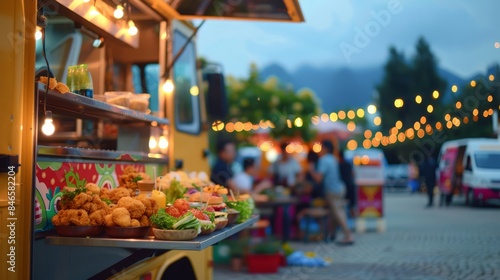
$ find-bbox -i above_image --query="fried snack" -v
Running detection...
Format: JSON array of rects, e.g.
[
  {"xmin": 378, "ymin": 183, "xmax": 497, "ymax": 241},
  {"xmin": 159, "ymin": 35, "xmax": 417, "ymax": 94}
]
[
  {"xmin": 52, "ymin": 210, "xmax": 70, "ymax": 226},
  {"xmin": 130, "ymin": 219, "xmax": 141, "ymax": 227},
  {"xmin": 86, "ymin": 183, "xmax": 100, "ymax": 195},
  {"xmin": 119, "ymin": 166, "xmax": 151, "ymax": 190},
  {"xmin": 117, "ymin": 197, "xmax": 146, "ymax": 219},
  {"xmin": 138, "ymin": 197, "xmax": 158, "ymax": 217},
  {"xmin": 104, "ymin": 214, "xmax": 115, "ymax": 227},
  {"xmin": 112, "ymin": 207, "xmax": 131, "ymax": 227},
  {"xmin": 89, "ymin": 209, "xmax": 106, "ymax": 226},
  {"xmin": 39, "ymin": 76, "xmax": 58, "ymax": 90},
  {"xmin": 55, "ymin": 82, "xmax": 70, "ymax": 94},
  {"xmin": 100, "ymin": 188, "xmax": 111, "ymax": 199},
  {"xmin": 64, "ymin": 192, "xmax": 91, "ymax": 210},
  {"xmin": 138, "ymin": 215, "xmax": 150, "ymax": 227},
  {"xmin": 108, "ymin": 188, "xmax": 131, "ymax": 204},
  {"xmin": 67, "ymin": 209, "xmax": 91, "ymax": 226}
]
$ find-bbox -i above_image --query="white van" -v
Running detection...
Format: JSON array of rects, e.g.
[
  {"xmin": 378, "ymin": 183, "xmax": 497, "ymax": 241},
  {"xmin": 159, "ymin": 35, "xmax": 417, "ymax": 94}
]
[
  {"xmin": 462, "ymin": 140, "xmax": 500, "ymax": 205},
  {"xmin": 437, "ymin": 138, "xmax": 500, "ymax": 206}
]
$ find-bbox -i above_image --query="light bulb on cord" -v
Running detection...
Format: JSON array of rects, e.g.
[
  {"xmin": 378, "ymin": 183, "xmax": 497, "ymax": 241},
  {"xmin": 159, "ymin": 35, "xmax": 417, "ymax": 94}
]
[
  {"xmin": 162, "ymin": 79, "xmax": 174, "ymax": 94},
  {"xmin": 114, "ymin": 5, "xmax": 124, "ymax": 19},
  {"xmin": 128, "ymin": 20, "xmax": 138, "ymax": 36},
  {"xmin": 149, "ymin": 136, "xmax": 157, "ymax": 149},
  {"xmin": 42, "ymin": 111, "xmax": 55, "ymax": 136},
  {"xmin": 35, "ymin": 27, "xmax": 42, "ymax": 40},
  {"xmin": 158, "ymin": 136, "xmax": 168, "ymax": 149}
]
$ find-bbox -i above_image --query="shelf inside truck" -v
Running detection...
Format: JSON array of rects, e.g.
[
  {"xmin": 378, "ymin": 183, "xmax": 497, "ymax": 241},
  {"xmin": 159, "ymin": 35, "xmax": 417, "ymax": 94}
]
[
  {"xmin": 37, "ymin": 146, "xmax": 168, "ymax": 163},
  {"xmin": 37, "ymin": 85, "xmax": 169, "ymax": 126},
  {"xmin": 46, "ymin": 215, "xmax": 259, "ymax": 251}
]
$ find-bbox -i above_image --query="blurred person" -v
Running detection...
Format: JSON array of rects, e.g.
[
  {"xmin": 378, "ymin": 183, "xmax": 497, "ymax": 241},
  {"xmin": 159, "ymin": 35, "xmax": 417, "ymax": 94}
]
[
  {"xmin": 339, "ymin": 150, "xmax": 357, "ymax": 218},
  {"xmin": 309, "ymin": 140, "xmax": 354, "ymax": 244},
  {"xmin": 269, "ymin": 142, "xmax": 303, "ymax": 189},
  {"xmin": 408, "ymin": 161, "xmax": 420, "ymax": 193},
  {"xmin": 421, "ymin": 155, "xmax": 437, "ymax": 207},
  {"xmin": 233, "ymin": 157, "xmax": 272, "ymax": 195},
  {"xmin": 305, "ymin": 150, "xmax": 323, "ymax": 199},
  {"xmin": 211, "ymin": 138, "xmax": 237, "ymax": 193}
]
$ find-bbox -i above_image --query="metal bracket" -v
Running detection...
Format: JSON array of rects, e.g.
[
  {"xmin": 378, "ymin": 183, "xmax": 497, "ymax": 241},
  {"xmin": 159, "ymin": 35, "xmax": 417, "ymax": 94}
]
[{"xmin": 0, "ymin": 154, "xmax": 20, "ymax": 173}]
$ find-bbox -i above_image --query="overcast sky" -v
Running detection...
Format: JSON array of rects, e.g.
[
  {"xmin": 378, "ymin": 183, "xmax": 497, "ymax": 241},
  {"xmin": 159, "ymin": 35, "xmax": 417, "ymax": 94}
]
[{"xmin": 197, "ymin": 0, "xmax": 500, "ymax": 78}]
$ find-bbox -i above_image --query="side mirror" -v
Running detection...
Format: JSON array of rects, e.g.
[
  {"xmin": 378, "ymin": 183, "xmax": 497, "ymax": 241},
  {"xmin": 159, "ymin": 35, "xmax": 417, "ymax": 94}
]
[{"xmin": 203, "ymin": 72, "xmax": 228, "ymax": 121}]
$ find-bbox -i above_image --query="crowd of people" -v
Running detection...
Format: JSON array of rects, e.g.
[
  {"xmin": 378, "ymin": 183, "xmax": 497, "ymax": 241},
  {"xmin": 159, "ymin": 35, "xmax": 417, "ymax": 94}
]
[{"xmin": 210, "ymin": 138, "xmax": 356, "ymax": 245}]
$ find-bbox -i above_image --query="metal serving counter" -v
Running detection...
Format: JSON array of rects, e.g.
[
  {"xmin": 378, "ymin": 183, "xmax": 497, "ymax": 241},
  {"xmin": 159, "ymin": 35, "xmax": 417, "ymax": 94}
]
[{"xmin": 46, "ymin": 215, "xmax": 259, "ymax": 251}]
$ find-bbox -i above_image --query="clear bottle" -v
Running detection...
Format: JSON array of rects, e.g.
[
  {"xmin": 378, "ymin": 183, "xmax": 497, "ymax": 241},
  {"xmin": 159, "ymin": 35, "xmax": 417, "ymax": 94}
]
[
  {"xmin": 78, "ymin": 64, "xmax": 94, "ymax": 98},
  {"xmin": 66, "ymin": 66, "xmax": 76, "ymax": 93}
]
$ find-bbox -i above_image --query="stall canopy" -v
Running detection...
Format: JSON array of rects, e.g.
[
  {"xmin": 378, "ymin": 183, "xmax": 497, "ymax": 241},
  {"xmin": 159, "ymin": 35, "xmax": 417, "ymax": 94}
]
[{"xmin": 144, "ymin": 0, "xmax": 304, "ymax": 22}]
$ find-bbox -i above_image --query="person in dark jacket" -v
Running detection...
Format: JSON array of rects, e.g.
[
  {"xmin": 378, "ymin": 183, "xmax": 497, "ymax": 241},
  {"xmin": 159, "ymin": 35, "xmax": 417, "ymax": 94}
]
[
  {"xmin": 421, "ymin": 155, "xmax": 437, "ymax": 207},
  {"xmin": 339, "ymin": 150, "xmax": 357, "ymax": 218}
]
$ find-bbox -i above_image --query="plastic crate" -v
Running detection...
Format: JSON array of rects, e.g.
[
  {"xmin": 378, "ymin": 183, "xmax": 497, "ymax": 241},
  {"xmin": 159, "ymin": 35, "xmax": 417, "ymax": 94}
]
[{"xmin": 247, "ymin": 253, "xmax": 281, "ymax": 273}]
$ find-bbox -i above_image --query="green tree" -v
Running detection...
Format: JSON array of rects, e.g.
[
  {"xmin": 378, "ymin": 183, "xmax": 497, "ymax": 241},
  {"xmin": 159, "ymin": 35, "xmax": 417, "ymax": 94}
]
[
  {"xmin": 226, "ymin": 64, "xmax": 320, "ymax": 142},
  {"xmin": 411, "ymin": 37, "xmax": 447, "ymax": 123},
  {"xmin": 376, "ymin": 47, "xmax": 412, "ymax": 132}
]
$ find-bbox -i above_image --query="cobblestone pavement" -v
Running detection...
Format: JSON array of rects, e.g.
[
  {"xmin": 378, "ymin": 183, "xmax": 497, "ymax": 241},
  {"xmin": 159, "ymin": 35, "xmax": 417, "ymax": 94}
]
[{"xmin": 214, "ymin": 193, "xmax": 500, "ymax": 280}]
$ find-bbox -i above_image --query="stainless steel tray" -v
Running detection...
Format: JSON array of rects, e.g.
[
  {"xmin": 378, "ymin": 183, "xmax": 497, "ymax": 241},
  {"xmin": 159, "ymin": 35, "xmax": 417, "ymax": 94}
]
[{"xmin": 46, "ymin": 215, "xmax": 259, "ymax": 251}]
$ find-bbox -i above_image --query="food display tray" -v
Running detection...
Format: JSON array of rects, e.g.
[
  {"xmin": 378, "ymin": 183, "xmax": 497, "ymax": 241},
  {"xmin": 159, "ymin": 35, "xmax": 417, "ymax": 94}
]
[{"xmin": 46, "ymin": 215, "xmax": 259, "ymax": 251}]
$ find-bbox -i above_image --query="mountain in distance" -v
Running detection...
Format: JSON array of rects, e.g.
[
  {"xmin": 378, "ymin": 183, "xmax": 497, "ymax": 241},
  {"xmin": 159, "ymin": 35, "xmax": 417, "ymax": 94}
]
[{"xmin": 259, "ymin": 63, "xmax": 467, "ymax": 113}]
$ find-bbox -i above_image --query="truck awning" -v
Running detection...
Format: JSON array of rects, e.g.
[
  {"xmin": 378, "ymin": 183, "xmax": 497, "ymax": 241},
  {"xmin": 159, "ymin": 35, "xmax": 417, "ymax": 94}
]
[{"xmin": 144, "ymin": 0, "xmax": 304, "ymax": 22}]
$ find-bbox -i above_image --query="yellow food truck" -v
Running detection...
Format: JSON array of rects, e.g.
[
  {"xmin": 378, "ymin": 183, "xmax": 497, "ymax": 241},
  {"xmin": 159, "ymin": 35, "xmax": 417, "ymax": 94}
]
[{"xmin": 0, "ymin": 0, "xmax": 304, "ymax": 279}]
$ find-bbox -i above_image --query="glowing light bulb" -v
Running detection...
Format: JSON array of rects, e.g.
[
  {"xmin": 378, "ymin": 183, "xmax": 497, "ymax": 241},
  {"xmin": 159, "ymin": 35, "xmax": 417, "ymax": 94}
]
[
  {"xmin": 42, "ymin": 111, "xmax": 55, "ymax": 136},
  {"xmin": 158, "ymin": 136, "xmax": 168, "ymax": 149},
  {"xmin": 128, "ymin": 20, "xmax": 138, "ymax": 36},
  {"xmin": 114, "ymin": 5, "xmax": 124, "ymax": 19},
  {"xmin": 189, "ymin": 86, "xmax": 199, "ymax": 96},
  {"xmin": 149, "ymin": 136, "xmax": 157, "ymax": 149},
  {"xmin": 35, "ymin": 27, "xmax": 42, "ymax": 40},
  {"xmin": 162, "ymin": 79, "xmax": 174, "ymax": 94}
]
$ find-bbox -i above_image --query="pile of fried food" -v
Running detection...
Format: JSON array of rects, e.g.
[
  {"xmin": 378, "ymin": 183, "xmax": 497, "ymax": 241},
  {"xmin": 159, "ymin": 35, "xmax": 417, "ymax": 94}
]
[
  {"xmin": 51, "ymin": 181, "xmax": 158, "ymax": 228},
  {"xmin": 38, "ymin": 76, "xmax": 70, "ymax": 94}
]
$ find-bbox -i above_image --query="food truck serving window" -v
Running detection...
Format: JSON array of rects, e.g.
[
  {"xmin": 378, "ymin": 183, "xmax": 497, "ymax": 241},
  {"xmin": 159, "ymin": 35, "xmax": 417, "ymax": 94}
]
[{"xmin": 174, "ymin": 29, "xmax": 201, "ymax": 135}]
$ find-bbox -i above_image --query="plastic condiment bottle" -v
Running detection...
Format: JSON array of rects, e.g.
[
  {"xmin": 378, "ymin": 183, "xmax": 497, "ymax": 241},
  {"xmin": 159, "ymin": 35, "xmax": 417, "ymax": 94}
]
[
  {"xmin": 151, "ymin": 190, "xmax": 166, "ymax": 209},
  {"xmin": 78, "ymin": 64, "xmax": 94, "ymax": 98},
  {"xmin": 137, "ymin": 180, "xmax": 154, "ymax": 199}
]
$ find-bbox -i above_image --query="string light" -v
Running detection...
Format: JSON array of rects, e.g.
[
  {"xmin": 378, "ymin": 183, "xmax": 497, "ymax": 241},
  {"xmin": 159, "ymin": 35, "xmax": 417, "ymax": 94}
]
[
  {"xmin": 294, "ymin": 117, "xmax": 304, "ymax": 127},
  {"xmin": 451, "ymin": 85, "xmax": 458, "ymax": 93},
  {"xmin": 394, "ymin": 98, "xmax": 404, "ymax": 108},
  {"xmin": 128, "ymin": 20, "xmax": 138, "ymax": 36},
  {"xmin": 329, "ymin": 112, "xmax": 338, "ymax": 122},
  {"xmin": 432, "ymin": 90, "xmax": 439, "ymax": 99},
  {"xmin": 158, "ymin": 136, "xmax": 168, "ymax": 149},
  {"xmin": 162, "ymin": 79, "xmax": 174, "ymax": 94},
  {"xmin": 367, "ymin": 105, "xmax": 377, "ymax": 114},
  {"xmin": 149, "ymin": 136, "xmax": 157, "ymax": 149},
  {"xmin": 470, "ymin": 80, "xmax": 476, "ymax": 87},
  {"xmin": 347, "ymin": 110, "xmax": 355, "ymax": 119},
  {"xmin": 415, "ymin": 95, "xmax": 422, "ymax": 104},
  {"xmin": 114, "ymin": 5, "xmax": 124, "ymax": 19},
  {"xmin": 35, "ymin": 27, "xmax": 42, "ymax": 40}
]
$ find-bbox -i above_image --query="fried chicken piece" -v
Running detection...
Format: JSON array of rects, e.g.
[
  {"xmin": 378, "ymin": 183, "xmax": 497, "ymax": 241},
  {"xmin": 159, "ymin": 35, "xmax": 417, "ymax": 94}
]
[
  {"xmin": 117, "ymin": 197, "xmax": 146, "ymax": 219},
  {"xmin": 138, "ymin": 197, "xmax": 158, "ymax": 217},
  {"xmin": 109, "ymin": 188, "xmax": 131, "ymax": 204},
  {"xmin": 55, "ymin": 82, "xmax": 70, "ymax": 94},
  {"xmin": 65, "ymin": 193, "xmax": 91, "ymax": 209},
  {"xmin": 130, "ymin": 219, "xmax": 141, "ymax": 227},
  {"xmin": 112, "ymin": 207, "xmax": 131, "ymax": 227},
  {"xmin": 104, "ymin": 214, "xmax": 115, "ymax": 227},
  {"xmin": 89, "ymin": 209, "xmax": 106, "ymax": 226},
  {"xmin": 39, "ymin": 76, "xmax": 57, "ymax": 89},
  {"xmin": 138, "ymin": 215, "xmax": 150, "ymax": 227},
  {"xmin": 100, "ymin": 188, "xmax": 111, "ymax": 200},
  {"xmin": 86, "ymin": 183, "xmax": 100, "ymax": 195},
  {"xmin": 67, "ymin": 209, "xmax": 91, "ymax": 226},
  {"xmin": 52, "ymin": 210, "xmax": 70, "ymax": 226}
]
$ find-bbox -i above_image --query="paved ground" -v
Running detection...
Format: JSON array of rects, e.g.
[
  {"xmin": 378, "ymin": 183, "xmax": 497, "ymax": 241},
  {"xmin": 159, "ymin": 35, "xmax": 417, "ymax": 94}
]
[{"xmin": 213, "ymin": 192, "xmax": 500, "ymax": 280}]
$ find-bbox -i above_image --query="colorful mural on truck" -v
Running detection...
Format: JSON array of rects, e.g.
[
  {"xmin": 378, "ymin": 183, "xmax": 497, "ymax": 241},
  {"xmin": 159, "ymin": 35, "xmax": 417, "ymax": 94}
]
[{"xmin": 34, "ymin": 160, "xmax": 156, "ymax": 232}]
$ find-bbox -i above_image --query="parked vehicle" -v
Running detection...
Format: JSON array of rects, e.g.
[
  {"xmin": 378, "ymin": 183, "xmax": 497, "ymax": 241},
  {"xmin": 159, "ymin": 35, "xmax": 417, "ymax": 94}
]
[
  {"xmin": 384, "ymin": 164, "xmax": 409, "ymax": 190},
  {"xmin": 437, "ymin": 138, "xmax": 500, "ymax": 206}
]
